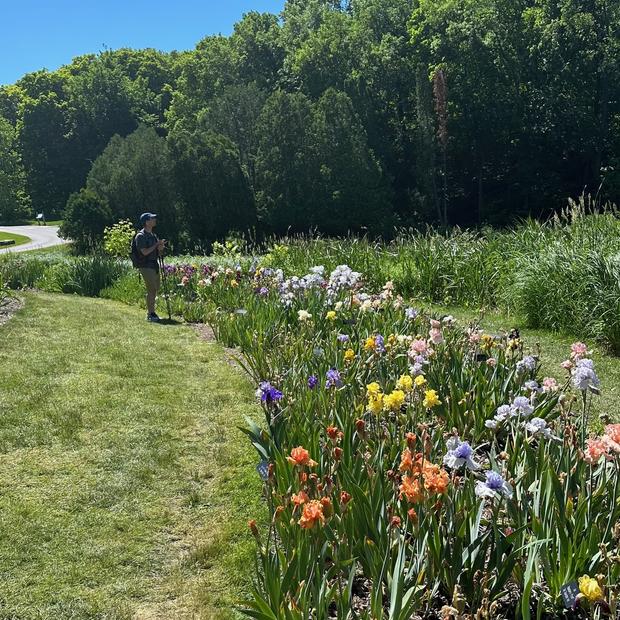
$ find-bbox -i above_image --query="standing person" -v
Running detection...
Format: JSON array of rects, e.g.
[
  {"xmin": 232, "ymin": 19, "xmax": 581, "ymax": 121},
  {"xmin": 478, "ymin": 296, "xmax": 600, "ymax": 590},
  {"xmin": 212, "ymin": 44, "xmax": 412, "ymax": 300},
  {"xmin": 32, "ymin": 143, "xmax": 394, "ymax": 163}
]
[{"xmin": 133, "ymin": 213, "xmax": 165, "ymax": 322}]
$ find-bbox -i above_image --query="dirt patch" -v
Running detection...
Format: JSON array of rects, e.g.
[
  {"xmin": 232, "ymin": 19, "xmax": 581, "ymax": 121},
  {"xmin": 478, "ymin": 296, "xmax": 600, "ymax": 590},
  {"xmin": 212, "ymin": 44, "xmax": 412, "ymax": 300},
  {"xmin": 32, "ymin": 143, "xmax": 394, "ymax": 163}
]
[
  {"xmin": 190, "ymin": 322, "xmax": 242, "ymax": 368},
  {"xmin": 191, "ymin": 322, "xmax": 216, "ymax": 342},
  {"xmin": 0, "ymin": 296, "xmax": 23, "ymax": 327}
]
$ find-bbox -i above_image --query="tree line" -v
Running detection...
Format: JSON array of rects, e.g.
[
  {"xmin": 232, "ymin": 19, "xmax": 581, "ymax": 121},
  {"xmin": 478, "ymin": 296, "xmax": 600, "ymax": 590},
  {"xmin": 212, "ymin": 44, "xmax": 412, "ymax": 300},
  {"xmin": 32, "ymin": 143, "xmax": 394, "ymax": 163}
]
[{"xmin": 1, "ymin": 0, "xmax": 619, "ymax": 250}]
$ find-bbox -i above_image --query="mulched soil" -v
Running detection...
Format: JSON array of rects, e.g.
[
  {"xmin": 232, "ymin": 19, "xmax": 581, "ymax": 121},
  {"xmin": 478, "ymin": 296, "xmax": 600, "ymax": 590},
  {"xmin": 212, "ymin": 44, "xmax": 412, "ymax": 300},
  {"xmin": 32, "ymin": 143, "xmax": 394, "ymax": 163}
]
[{"xmin": 0, "ymin": 296, "xmax": 23, "ymax": 327}]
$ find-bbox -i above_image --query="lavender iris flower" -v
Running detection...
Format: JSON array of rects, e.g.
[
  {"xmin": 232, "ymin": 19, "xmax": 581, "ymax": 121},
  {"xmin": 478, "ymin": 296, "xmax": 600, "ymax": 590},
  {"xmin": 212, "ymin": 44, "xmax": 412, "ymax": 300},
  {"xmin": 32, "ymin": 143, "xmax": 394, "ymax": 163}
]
[
  {"xmin": 443, "ymin": 437, "xmax": 480, "ymax": 470},
  {"xmin": 375, "ymin": 335, "xmax": 386, "ymax": 354},
  {"xmin": 516, "ymin": 355, "xmax": 536, "ymax": 374},
  {"xmin": 405, "ymin": 307, "xmax": 418, "ymax": 320},
  {"xmin": 510, "ymin": 396, "xmax": 534, "ymax": 417},
  {"xmin": 485, "ymin": 396, "xmax": 534, "ymax": 429},
  {"xmin": 571, "ymin": 358, "xmax": 600, "ymax": 392},
  {"xmin": 475, "ymin": 471, "xmax": 513, "ymax": 499},
  {"xmin": 524, "ymin": 417, "xmax": 560, "ymax": 441}
]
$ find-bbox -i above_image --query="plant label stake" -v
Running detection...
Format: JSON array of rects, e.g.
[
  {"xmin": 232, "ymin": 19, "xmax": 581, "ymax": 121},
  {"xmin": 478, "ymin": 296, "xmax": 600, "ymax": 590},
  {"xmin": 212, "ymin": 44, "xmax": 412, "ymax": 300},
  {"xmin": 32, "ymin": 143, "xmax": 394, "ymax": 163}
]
[
  {"xmin": 560, "ymin": 582, "xmax": 579, "ymax": 609},
  {"xmin": 256, "ymin": 460, "xmax": 269, "ymax": 482},
  {"xmin": 158, "ymin": 255, "xmax": 172, "ymax": 321}
]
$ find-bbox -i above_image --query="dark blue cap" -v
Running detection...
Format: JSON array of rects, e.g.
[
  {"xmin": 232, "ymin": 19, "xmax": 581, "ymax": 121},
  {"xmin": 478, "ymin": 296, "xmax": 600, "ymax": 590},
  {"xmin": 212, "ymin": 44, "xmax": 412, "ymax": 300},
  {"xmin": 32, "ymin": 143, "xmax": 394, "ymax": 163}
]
[{"xmin": 139, "ymin": 212, "xmax": 157, "ymax": 226}]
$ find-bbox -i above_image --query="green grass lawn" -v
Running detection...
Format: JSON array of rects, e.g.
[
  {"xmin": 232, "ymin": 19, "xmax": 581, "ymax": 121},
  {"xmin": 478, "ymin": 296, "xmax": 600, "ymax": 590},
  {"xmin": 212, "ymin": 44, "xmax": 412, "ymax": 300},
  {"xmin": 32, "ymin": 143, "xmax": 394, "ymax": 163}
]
[
  {"xmin": 0, "ymin": 231, "xmax": 31, "ymax": 247},
  {"xmin": 27, "ymin": 219, "xmax": 63, "ymax": 227},
  {"xmin": 431, "ymin": 304, "xmax": 620, "ymax": 426},
  {"xmin": 20, "ymin": 243, "xmax": 72, "ymax": 256},
  {"xmin": 0, "ymin": 292, "xmax": 263, "ymax": 619}
]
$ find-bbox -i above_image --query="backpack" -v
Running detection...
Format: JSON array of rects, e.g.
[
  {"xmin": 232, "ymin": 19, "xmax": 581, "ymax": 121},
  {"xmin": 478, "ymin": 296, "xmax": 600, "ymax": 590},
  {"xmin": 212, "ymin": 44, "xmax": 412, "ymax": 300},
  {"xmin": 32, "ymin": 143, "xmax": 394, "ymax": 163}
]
[{"xmin": 130, "ymin": 234, "xmax": 146, "ymax": 268}]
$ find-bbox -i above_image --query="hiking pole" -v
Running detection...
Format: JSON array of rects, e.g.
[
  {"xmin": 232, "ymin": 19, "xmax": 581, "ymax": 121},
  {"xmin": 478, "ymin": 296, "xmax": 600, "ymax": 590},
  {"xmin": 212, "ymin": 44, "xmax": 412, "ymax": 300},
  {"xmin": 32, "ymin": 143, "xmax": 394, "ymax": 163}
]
[{"xmin": 158, "ymin": 253, "xmax": 173, "ymax": 321}]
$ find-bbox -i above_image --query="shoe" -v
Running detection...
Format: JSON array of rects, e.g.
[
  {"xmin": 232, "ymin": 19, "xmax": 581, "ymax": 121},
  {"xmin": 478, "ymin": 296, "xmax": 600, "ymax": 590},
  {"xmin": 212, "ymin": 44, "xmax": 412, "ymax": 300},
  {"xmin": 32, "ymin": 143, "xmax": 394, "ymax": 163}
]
[{"xmin": 147, "ymin": 313, "xmax": 161, "ymax": 322}]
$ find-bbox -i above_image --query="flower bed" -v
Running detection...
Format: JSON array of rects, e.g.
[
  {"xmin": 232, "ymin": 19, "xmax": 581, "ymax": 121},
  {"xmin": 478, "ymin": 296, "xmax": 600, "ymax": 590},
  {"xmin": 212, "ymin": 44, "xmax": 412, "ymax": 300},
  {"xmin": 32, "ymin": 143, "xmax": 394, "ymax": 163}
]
[{"xmin": 165, "ymin": 262, "xmax": 619, "ymax": 618}]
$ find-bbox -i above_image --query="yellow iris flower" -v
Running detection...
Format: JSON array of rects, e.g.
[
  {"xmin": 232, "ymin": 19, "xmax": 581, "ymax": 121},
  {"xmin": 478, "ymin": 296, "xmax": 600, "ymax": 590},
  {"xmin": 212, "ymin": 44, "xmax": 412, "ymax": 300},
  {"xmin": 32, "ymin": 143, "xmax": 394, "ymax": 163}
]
[{"xmin": 423, "ymin": 389, "xmax": 441, "ymax": 409}]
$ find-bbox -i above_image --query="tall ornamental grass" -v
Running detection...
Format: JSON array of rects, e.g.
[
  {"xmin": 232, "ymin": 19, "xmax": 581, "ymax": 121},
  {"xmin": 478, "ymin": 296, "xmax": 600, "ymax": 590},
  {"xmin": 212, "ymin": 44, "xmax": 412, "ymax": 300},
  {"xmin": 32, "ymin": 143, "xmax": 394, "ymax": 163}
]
[
  {"xmin": 258, "ymin": 197, "xmax": 620, "ymax": 351},
  {"xmin": 0, "ymin": 253, "xmax": 131, "ymax": 297}
]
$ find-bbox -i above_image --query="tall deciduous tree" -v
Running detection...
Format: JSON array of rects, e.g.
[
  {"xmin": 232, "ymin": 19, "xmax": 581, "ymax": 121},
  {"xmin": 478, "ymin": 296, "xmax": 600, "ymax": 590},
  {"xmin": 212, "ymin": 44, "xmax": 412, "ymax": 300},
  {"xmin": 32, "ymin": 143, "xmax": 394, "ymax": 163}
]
[
  {"xmin": 309, "ymin": 88, "xmax": 392, "ymax": 234},
  {"xmin": 0, "ymin": 117, "xmax": 30, "ymax": 223},
  {"xmin": 169, "ymin": 129, "xmax": 256, "ymax": 248},
  {"xmin": 199, "ymin": 83, "xmax": 268, "ymax": 190},
  {"xmin": 254, "ymin": 90, "xmax": 316, "ymax": 234},
  {"xmin": 18, "ymin": 92, "xmax": 75, "ymax": 217}
]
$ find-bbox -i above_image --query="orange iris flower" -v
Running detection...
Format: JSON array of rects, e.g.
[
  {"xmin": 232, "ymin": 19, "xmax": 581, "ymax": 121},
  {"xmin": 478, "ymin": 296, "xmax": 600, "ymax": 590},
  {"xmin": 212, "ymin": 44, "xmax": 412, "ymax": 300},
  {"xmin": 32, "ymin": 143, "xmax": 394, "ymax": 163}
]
[
  {"xmin": 287, "ymin": 446, "xmax": 318, "ymax": 467},
  {"xmin": 298, "ymin": 500, "xmax": 326, "ymax": 529}
]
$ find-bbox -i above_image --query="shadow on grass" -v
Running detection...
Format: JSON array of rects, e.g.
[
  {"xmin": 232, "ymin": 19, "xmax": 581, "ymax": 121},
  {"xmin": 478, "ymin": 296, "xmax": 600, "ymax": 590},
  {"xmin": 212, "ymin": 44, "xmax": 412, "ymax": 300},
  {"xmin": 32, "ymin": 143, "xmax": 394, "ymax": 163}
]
[{"xmin": 157, "ymin": 318, "xmax": 184, "ymax": 327}]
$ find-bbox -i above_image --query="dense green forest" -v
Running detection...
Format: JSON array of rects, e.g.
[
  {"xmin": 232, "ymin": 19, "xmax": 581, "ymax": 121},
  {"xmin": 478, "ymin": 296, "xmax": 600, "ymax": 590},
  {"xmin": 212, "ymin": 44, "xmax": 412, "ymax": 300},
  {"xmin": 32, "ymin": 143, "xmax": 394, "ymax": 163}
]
[{"xmin": 1, "ymin": 0, "xmax": 619, "ymax": 250}]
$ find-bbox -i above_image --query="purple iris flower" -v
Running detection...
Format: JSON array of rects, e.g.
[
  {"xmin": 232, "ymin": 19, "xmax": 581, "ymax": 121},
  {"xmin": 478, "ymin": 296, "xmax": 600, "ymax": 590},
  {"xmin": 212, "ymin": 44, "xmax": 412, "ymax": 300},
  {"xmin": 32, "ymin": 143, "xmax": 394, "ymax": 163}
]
[
  {"xmin": 375, "ymin": 335, "xmax": 386, "ymax": 353},
  {"xmin": 325, "ymin": 368, "xmax": 343, "ymax": 389},
  {"xmin": 337, "ymin": 334, "xmax": 350, "ymax": 343},
  {"xmin": 256, "ymin": 381, "xmax": 283, "ymax": 404},
  {"xmin": 454, "ymin": 443, "xmax": 472, "ymax": 458},
  {"xmin": 307, "ymin": 375, "xmax": 318, "ymax": 390}
]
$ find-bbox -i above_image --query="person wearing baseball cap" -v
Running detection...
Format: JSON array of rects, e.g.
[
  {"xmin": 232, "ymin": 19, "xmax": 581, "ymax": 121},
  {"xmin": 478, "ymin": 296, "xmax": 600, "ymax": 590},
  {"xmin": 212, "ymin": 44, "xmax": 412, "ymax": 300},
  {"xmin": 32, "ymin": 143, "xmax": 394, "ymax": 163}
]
[{"xmin": 133, "ymin": 213, "xmax": 165, "ymax": 322}]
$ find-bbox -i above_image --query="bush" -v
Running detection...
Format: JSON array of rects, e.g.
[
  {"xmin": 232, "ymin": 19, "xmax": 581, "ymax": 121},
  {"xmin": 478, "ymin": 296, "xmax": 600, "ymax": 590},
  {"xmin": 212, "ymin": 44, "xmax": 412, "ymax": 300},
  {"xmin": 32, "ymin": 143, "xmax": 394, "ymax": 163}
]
[
  {"xmin": 87, "ymin": 126, "xmax": 183, "ymax": 248},
  {"xmin": 103, "ymin": 219, "xmax": 135, "ymax": 258},
  {"xmin": 0, "ymin": 254, "xmax": 56, "ymax": 288},
  {"xmin": 59, "ymin": 189, "xmax": 114, "ymax": 253}
]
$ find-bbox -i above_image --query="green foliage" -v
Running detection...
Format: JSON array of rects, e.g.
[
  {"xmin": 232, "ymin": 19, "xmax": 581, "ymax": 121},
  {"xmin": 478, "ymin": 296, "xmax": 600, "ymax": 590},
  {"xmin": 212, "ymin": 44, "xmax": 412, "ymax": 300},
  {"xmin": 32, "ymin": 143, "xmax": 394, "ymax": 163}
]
[
  {"xmin": 18, "ymin": 90, "xmax": 78, "ymax": 218},
  {"xmin": 37, "ymin": 254, "xmax": 131, "ymax": 296},
  {"xmin": 103, "ymin": 219, "xmax": 135, "ymax": 258},
  {"xmin": 309, "ymin": 88, "xmax": 392, "ymax": 234},
  {"xmin": 0, "ymin": 117, "xmax": 30, "ymax": 223},
  {"xmin": 8, "ymin": 50, "xmax": 177, "ymax": 219},
  {"xmin": 0, "ymin": 271, "xmax": 13, "ymax": 304},
  {"xmin": 211, "ymin": 236, "xmax": 245, "ymax": 259},
  {"xmin": 100, "ymin": 270, "xmax": 145, "ymax": 307},
  {"xmin": 0, "ymin": 254, "xmax": 55, "ymax": 288},
  {"xmin": 59, "ymin": 188, "xmax": 113, "ymax": 253},
  {"xmin": 0, "ymin": 251, "xmax": 130, "ymax": 297},
  {"xmin": 4, "ymin": 0, "xmax": 620, "ymax": 244},
  {"xmin": 254, "ymin": 90, "xmax": 315, "ymax": 233},
  {"xmin": 169, "ymin": 129, "xmax": 256, "ymax": 248},
  {"xmin": 87, "ymin": 125, "xmax": 181, "ymax": 245},
  {"xmin": 197, "ymin": 82, "xmax": 267, "ymax": 188}
]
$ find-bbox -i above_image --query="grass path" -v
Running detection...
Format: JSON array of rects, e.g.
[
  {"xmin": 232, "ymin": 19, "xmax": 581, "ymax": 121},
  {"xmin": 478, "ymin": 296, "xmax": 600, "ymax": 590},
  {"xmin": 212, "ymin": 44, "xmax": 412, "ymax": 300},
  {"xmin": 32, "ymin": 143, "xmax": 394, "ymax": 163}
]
[
  {"xmin": 432, "ymin": 304, "xmax": 620, "ymax": 424},
  {"xmin": 0, "ymin": 293, "xmax": 263, "ymax": 619}
]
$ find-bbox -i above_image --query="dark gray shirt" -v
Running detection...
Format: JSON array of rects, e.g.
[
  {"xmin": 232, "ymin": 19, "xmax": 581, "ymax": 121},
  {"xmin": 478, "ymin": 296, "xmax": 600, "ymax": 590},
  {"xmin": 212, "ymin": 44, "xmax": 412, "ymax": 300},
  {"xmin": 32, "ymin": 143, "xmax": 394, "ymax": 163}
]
[{"xmin": 135, "ymin": 230, "xmax": 159, "ymax": 270}]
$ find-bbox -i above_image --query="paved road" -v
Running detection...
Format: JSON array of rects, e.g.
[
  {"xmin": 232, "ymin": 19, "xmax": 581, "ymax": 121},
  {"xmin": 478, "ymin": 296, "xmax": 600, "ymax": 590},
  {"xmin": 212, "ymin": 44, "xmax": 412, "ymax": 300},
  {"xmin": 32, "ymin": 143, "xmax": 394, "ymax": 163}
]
[{"xmin": 0, "ymin": 225, "xmax": 69, "ymax": 254}]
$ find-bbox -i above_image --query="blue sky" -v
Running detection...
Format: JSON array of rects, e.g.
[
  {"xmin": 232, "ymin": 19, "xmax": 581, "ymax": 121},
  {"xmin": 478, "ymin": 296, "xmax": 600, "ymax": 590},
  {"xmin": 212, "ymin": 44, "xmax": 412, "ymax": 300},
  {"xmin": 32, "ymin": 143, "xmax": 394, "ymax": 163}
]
[{"xmin": 0, "ymin": 0, "xmax": 285, "ymax": 85}]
